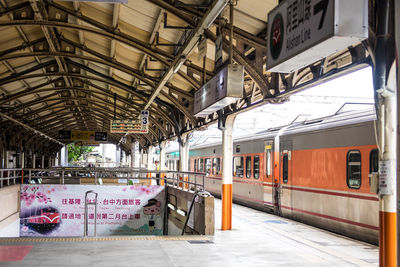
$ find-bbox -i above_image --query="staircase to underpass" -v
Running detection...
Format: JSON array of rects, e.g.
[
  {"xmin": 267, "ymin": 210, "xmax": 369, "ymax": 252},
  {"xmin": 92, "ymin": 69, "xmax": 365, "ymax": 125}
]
[{"xmin": 0, "ymin": 168, "xmax": 214, "ymax": 238}]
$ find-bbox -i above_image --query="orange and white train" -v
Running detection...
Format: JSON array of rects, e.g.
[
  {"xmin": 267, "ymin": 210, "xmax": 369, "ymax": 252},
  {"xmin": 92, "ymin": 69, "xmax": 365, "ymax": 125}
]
[{"xmin": 166, "ymin": 109, "xmax": 379, "ymax": 244}]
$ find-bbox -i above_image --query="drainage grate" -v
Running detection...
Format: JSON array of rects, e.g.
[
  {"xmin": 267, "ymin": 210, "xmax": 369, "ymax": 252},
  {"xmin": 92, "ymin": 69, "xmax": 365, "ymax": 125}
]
[
  {"xmin": 0, "ymin": 235, "xmax": 211, "ymax": 243},
  {"xmin": 264, "ymin": 220, "xmax": 288, "ymax": 224}
]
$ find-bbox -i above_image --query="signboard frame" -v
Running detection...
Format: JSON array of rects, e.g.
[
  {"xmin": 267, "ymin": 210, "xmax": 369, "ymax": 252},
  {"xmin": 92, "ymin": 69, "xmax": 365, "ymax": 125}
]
[
  {"xmin": 58, "ymin": 130, "xmax": 107, "ymax": 142},
  {"xmin": 110, "ymin": 110, "xmax": 149, "ymax": 134},
  {"xmin": 194, "ymin": 64, "xmax": 244, "ymax": 117},
  {"xmin": 266, "ymin": 0, "xmax": 368, "ymax": 73}
]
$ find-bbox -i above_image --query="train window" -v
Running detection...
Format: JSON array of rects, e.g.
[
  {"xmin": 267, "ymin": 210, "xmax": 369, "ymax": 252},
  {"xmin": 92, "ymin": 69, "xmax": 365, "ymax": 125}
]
[
  {"xmin": 254, "ymin": 155, "xmax": 260, "ymax": 179},
  {"xmin": 205, "ymin": 158, "xmax": 212, "ymax": 175},
  {"xmin": 266, "ymin": 150, "xmax": 272, "ymax": 177},
  {"xmin": 194, "ymin": 159, "xmax": 197, "ymax": 172},
  {"xmin": 369, "ymin": 149, "xmax": 379, "ymax": 174},
  {"xmin": 246, "ymin": 156, "xmax": 252, "ymax": 178},
  {"xmin": 282, "ymin": 154, "xmax": 288, "ymax": 183},
  {"xmin": 347, "ymin": 150, "xmax": 361, "ymax": 189},
  {"xmin": 199, "ymin": 158, "xmax": 204, "ymax": 172},
  {"xmin": 236, "ymin": 145, "xmax": 240, "ymax": 153},
  {"xmin": 212, "ymin": 158, "xmax": 221, "ymax": 175},
  {"xmin": 233, "ymin": 156, "xmax": 243, "ymax": 177}
]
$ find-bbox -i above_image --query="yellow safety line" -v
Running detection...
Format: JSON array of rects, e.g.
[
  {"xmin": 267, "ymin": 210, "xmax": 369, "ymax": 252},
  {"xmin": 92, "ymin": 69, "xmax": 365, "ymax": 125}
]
[{"xmin": 0, "ymin": 235, "xmax": 211, "ymax": 243}]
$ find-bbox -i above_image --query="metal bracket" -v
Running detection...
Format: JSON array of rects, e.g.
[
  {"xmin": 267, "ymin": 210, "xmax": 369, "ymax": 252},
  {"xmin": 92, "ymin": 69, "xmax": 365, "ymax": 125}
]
[
  {"xmin": 217, "ymin": 109, "xmax": 227, "ymax": 131},
  {"xmin": 163, "ymin": 12, "xmax": 192, "ymax": 30},
  {"xmin": 155, "ymin": 32, "xmax": 183, "ymax": 47}
]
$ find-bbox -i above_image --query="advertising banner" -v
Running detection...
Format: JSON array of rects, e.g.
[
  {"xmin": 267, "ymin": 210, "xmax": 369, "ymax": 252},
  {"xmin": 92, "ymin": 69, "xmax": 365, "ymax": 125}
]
[{"xmin": 20, "ymin": 184, "xmax": 165, "ymax": 237}]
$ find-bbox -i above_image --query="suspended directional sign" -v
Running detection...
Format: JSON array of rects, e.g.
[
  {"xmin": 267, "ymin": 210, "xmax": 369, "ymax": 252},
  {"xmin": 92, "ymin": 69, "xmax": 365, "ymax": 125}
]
[
  {"xmin": 110, "ymin": 110, "xmax": 149, "ymax": 134},
  {"xmin": 266, "ymin": 0, "xmax": 368, "ymax": 73},
  {"xmin": 58, "ymin": 130, "xmax": 107, "ymax": 142},
  {"xmin": 194, "ymin": 64, "xmax": 243, "ymax": 117}
]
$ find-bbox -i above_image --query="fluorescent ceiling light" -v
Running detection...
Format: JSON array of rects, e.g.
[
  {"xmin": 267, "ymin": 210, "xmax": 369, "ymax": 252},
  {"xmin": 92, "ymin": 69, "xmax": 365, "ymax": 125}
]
[{"xmin": 177, "ymin": 209, "xmax": 187, "ymax": 216}]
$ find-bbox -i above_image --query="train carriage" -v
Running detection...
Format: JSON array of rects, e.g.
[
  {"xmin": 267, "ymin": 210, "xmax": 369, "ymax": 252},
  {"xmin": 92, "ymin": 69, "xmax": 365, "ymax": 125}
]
[
  {"xmin": 166, "ymin": 109, "xmax": 379, "ymax": 244},
  {"xmin": 277, "ymin": 110, "xmax": 378, "ymax": 244}
]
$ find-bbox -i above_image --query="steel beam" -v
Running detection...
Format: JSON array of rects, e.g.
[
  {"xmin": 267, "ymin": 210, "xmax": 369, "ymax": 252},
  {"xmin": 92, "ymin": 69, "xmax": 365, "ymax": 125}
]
[
  {"xmin": 143, "ymin": 0, "xmax": 228, "ymax": 112},
  {"xmin": 0, "ymin": 111, "xmax": 64, "ymax": 146}
]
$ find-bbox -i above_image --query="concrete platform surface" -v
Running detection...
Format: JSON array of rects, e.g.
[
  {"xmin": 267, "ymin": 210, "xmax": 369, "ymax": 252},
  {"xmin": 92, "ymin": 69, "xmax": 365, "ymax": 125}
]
[{"xmin": 0, "ymin": 199, "xmax": 378, "ymax": 266}]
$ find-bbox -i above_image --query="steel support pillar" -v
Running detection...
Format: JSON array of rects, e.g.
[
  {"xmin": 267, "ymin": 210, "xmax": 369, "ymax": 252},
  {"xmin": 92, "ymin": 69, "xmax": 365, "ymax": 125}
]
[
  {"xmin": 21, "ymin": 152, "xmax": 24, "ymax": 168},
  {"xmin": 131, "ymin": 141, "xmax": 140, "ymax": 168},
  {"xmin": 378, "ymin": 63, "xmax": 397, "ymax": 267},
  {"xmin": 41, "ymin": 155, "xmax": 45, "ymax": 169},
  {"xmin": 4, "ymin": 150, "xmax": 9, "ymax": 168},
  {"xmin": 64, "ymin": 146, "xmax": 68, "ymax": 167},
  {"xmin": 32, "ymin": 154, "xmax": 36, "ymax": 168},
  {"xmin": 146, "ymin": 146, "xmax": 154, "ymax": 185},
  {"xmin": 159, "ymin": 141, "xmax": 166, "ymax": 186},
  {"xmin": 0, "ymin": 148, "xmax": 2, "ymax": 169},
  {"xmin": 147, "ymin": 146, "xmax": 154, "ymax": 170},
  {"xmin": 395, "ymin": 0, "xmax": 400, "ymax": 262},
  {"xmin": 373, "ymin": 1, "xmax": 397, "ymax": 265},
  {"xmin": 56, "ymin": 152, "xmax": 60, "ymax": 166},
  {"xmin": 221, "ymin": 114, "xmax": 236, "ymax": 230},
  {"xmin": 2, "ymin": 150, "xmax": 5, "ymax": 168},
  {"xmin": 21, "ymin": 151, "xmax": 25, "ymax": 184},
  {"xmin": 179, "ymin": 133, "xmax": 189, "ymax": 189}
]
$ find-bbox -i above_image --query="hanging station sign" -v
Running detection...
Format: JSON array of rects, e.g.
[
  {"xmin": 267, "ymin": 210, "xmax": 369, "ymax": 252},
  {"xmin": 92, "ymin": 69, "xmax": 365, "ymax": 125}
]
[
  {"xmin": 110, "ymin": 110, "xmax": 149, "ymax": 134},
  {"xmin": 58, "ymin": 131, "xmax": 108, "ymax": 142},
  {"xmin": 266, "ymin": 0, "xmax": 368, "ymax": 73},
  {"xmin": 194, "ymin": 64, "xmax": 244, "ymax": 117}
]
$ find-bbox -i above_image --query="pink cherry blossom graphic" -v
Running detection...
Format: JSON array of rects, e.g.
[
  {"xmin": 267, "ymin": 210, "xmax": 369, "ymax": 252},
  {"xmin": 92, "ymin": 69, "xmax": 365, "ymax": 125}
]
[
  {"xmin": 36, "ymin": 192, "xmax": 47, "ymax": 203},
  {"xmin": 21, "ymin": 192, "xmax": 29, "ymax": 201}
]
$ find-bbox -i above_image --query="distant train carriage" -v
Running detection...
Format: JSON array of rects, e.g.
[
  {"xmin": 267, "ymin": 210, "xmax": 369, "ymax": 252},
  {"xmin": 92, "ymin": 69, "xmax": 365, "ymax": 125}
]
[{"xmin": 166, "ymin": 109, "xmax": 379, "ymax": 244}]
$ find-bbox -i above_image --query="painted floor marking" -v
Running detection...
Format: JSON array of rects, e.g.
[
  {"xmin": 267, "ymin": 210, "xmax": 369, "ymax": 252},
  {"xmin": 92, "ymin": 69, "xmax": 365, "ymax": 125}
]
[
  {"xmin": 0, "ymin": 246, "xmax": 33, "ymax": 262},
  {"xmin": 0, "ymin": 235, "xmax": 211, "ymax": 243}
]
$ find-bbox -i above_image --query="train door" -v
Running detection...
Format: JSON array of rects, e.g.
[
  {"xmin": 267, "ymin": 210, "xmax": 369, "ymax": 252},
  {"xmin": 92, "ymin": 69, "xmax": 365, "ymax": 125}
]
[
  {"xmin": 264, "ymin": 140, "xmax": 275, "ymax": 211},
  {"xmin": 279, "ymin": 150, "xmax": 292, "ymax": 216}
]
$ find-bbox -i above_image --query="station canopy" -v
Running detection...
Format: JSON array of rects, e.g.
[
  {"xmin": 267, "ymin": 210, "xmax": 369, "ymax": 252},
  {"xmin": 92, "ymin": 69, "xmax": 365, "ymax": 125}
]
[{"xmin": 0, "ymin": 0, "xmax": 371, "ymax": 155}]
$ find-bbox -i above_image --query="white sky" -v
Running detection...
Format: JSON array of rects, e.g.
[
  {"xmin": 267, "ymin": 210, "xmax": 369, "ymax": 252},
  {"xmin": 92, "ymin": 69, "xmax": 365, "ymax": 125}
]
[{"xmin": 168, "ymin": 66, "xmax": 375, "ymax": 149}]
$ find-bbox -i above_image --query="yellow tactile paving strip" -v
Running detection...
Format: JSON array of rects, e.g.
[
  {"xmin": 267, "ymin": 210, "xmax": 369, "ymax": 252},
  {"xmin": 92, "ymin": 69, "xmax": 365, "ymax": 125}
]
[{"xmin": 0, "ymin": 235, "xmax": 211, "ymax": 243}]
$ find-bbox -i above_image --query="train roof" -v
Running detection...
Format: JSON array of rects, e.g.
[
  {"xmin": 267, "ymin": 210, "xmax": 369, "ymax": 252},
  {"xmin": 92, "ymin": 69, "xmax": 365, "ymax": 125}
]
[
  {"xmin": 281, "ymin": 107, "xmax": 376, "ymax": 136},
  {"xmin": 167, "ymin": 106, "xmax": 376, "ymax": 152}
]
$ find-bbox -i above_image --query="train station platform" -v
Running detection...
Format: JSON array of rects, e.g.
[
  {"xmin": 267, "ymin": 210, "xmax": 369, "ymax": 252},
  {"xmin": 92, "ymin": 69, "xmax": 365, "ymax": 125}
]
[{"xmin": 0, "ymin": 199, "xmax": 378, "ymax": 266}]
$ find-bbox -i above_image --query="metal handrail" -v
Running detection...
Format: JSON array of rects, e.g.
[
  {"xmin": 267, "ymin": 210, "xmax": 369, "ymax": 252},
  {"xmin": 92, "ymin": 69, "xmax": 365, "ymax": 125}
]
[
  {"xmin": 84, "ymin": 190, "xmax": 98, "ymax": 237},
  {"xmin": 0, "ymin": 167, "xmax": 207, "ymax": 192},
  {"xmin": 0, "ymin": 168, "xmax": 22, "ymax": 188}
]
